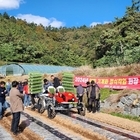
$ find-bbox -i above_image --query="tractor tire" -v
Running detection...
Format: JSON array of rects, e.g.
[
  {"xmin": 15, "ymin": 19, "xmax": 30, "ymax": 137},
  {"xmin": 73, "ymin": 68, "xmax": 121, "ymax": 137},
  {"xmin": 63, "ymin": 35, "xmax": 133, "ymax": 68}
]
[
  {"xmin": 47, "ymin": 103, "xmax": 56, "ymax": 119},
  {"xmin": 77, "ymin": 103, "xmax": 86, "ymax": 116},
  {"xmin": 38, "ymin": 99, "xmax": 45, "ymax": 114}
]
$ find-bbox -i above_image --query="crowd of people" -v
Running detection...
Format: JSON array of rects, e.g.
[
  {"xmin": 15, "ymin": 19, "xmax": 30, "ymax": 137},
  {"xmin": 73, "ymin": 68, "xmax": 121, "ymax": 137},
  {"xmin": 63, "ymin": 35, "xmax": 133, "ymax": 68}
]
[{"xmin": 0, "ymin": 74, "xmax": 100, "ymax": 135}]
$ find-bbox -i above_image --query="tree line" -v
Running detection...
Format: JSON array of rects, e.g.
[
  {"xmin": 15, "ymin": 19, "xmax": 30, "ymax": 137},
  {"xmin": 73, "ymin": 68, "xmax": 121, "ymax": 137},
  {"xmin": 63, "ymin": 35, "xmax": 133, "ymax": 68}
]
[{"xmin": 0, "ymin": 0, "xmax": 139, "ymax": 68}]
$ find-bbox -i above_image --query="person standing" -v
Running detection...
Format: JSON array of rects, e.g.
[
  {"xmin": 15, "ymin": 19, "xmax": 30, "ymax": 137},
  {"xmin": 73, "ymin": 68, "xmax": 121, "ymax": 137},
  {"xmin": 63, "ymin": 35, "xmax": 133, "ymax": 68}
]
[
  {"xmin": 18, "ymin": 81, "xmax": 24, "ymax": 94},
  {"xmin": 0, "ymin": 81, "xmax": 8, "ymax": 119},
  {"xmin": 86, "ymin": 81, "xmax": 91, "ymax": 109},
  {"xmin": 23, "ymin": 81, "xmax": 30, "ymax": 108},
  {"xmin": 43, "ymin": 79, "xmax": 53, "ymax": 93},
  {"xmin": 6, "ymin": 79, "xmax": 11, "ymax": 96},
  {"xmin": 51, "ymin": 75, "xmax": 60, "ymax": 90},
  {"xmin": 88, "ymin": 80, "xmax": 100, "ymax": 113},
  {"xmin": 9, "ymin": 81, "xmax": 24, "ymax": 135},
  {"xmin": 76, "ymin": 84, "xmax": 85, "ymax": 103}
]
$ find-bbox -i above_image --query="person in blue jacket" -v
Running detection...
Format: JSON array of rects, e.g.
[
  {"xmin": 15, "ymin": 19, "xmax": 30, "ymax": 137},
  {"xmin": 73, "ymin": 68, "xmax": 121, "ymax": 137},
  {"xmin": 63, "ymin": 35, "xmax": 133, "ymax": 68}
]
[
  {"xmin": 0, "ymin": 81, "xmax": 8, "ymax": 119},
  {"xmin": 43, "ymin": 79, "xmax": 53, "ymax": 93}
]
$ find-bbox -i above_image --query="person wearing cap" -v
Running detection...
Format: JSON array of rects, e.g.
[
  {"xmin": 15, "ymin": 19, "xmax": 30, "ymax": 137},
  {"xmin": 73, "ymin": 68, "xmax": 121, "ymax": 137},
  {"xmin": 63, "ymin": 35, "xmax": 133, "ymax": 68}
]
[{"xmin": 88, "ymin": 80, "xmax": 100, "ymax": 113}]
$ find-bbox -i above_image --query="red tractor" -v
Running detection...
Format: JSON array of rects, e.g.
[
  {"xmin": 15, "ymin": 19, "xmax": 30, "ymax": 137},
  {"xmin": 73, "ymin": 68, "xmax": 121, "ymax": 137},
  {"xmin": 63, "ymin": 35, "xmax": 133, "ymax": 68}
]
[{"xmin": 38, "ymin": 86, "xmax": 86, "ymax": 119}]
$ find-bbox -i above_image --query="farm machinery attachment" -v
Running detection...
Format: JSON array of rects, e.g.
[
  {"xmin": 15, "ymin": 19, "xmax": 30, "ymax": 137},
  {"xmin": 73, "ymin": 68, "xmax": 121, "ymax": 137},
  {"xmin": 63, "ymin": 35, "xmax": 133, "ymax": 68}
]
[{"xmin": 38, "ymin": 86, "xmax": 86, "ymax": 119}]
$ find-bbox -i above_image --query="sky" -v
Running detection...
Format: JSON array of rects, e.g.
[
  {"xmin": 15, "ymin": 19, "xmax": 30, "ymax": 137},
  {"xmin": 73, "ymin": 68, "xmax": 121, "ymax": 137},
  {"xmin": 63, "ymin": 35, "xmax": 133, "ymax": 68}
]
[{"xmin": 0, "ymin": 0, "xmax": 132, "ymax": 28}]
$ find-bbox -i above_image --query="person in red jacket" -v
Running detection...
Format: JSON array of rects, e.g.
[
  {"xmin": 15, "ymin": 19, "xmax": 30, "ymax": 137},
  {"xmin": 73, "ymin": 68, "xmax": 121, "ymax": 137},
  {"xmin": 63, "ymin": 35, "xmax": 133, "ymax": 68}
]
[{"xmin": 23, "ymin": 81, "xmax": 30, "ymax": 108}]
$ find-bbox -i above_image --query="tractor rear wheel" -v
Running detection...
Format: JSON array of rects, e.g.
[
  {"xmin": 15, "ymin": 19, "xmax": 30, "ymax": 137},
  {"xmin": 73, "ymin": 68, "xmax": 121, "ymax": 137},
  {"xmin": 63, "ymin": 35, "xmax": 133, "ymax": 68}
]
[
  {"xmin": 38, "ymin": 99, "xmax": 45, "ymax": 114},
  {"xmin": 47, "ymin": 103, "xmax": 56, "ymax": 119}
]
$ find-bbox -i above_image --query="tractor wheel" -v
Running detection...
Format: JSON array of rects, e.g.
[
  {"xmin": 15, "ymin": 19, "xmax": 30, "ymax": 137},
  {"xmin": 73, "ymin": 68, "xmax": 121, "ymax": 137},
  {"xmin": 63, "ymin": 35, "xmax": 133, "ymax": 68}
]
[
  {"xmin": 38, "ymin": 99, "xmax": 45, "ymax": 114},
  {"xmin": 77, "ymin": 103, "xmax": 86, "ymax": 116},
  {"xmin": 47, "ymin": 103, "xmax": 56, "ymax": 119}
]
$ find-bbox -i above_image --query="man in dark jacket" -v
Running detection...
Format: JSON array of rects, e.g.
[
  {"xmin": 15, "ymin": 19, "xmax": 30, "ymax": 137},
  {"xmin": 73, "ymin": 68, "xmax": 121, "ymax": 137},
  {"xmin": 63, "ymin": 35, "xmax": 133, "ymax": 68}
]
[
  {"xmin": 88, "ymin": 80, "xmax": 100, "ymax": 113},
  {"xmin": 51, "ymin": 75, "xmax": 60, "ymax": 89},
  {"xmin": 0, "ymin": 81, "xmax": 8, "ymax": 119},
  {"xmin": 86, "ymin": 81, "xmax": 90, "ymax": 104}
]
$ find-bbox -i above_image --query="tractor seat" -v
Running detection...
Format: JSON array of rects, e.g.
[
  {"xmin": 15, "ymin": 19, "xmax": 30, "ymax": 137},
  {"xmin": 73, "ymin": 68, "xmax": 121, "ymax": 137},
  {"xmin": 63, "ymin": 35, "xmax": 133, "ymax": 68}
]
[
  {"xmin": 57, "ymin": 86, "xmax": 65, "ymax": 93},
  {"xmin": 48, "ymin": 86, "xmax": 56, "ymax": 97}
]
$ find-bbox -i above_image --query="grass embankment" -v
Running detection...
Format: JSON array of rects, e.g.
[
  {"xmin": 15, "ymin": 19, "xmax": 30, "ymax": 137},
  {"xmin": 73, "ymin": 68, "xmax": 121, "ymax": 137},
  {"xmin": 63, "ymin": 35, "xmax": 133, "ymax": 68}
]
[{"xmin": 111, "ymin": 112, "xmax": 140, "ymax": 122}]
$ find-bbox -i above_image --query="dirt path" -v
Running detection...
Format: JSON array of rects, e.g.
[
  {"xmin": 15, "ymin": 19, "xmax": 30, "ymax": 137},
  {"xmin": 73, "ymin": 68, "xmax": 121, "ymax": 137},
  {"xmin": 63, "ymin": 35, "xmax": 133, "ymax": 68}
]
[{"xmin": 85, "ymin": 112, "xmax": 140, "ymax": 134}]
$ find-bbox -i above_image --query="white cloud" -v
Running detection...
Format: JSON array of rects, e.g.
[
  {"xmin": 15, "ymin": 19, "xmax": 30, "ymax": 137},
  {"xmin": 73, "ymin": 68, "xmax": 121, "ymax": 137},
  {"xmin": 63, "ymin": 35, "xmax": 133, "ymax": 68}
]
[
  {"xmin": 0, "ymin": 0, "xmax": 23, "ymax": 9},
  {"xmin": 90, "ymin": 21, "xmax": 112, "ymax": 27},
  {"xmin": 103, "ymin": 21, "xmax": 112, "ymax": 24},
  {"xmin": 49, "ymin": 18, "xmax": 65, "ymax": 28},
  {"xmin": 16, "ymin": 14, "xmax": 65, "ymax": 28},
  {"xmin": 90, "ymin": 22, "xmax": 101, "ymax": 27}
]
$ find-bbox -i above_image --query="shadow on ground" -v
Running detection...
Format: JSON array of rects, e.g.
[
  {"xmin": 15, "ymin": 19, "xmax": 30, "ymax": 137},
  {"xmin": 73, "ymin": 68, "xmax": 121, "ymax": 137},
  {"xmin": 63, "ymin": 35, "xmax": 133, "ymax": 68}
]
[
  {"xmin": 19, "ymin": 119, "xmax": 31, "ymax": 132},
  {"xmin": 5, "ymin": 112, "xmax": 12, "ymax": 117}
]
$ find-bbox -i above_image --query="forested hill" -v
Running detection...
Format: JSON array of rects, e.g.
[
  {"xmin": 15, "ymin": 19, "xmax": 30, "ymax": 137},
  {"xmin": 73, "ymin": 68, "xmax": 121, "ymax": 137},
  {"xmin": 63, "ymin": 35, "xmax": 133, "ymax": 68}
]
[{"xmin": 0, "ymin": 0, "xmax": 140, "ymax": 67}]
